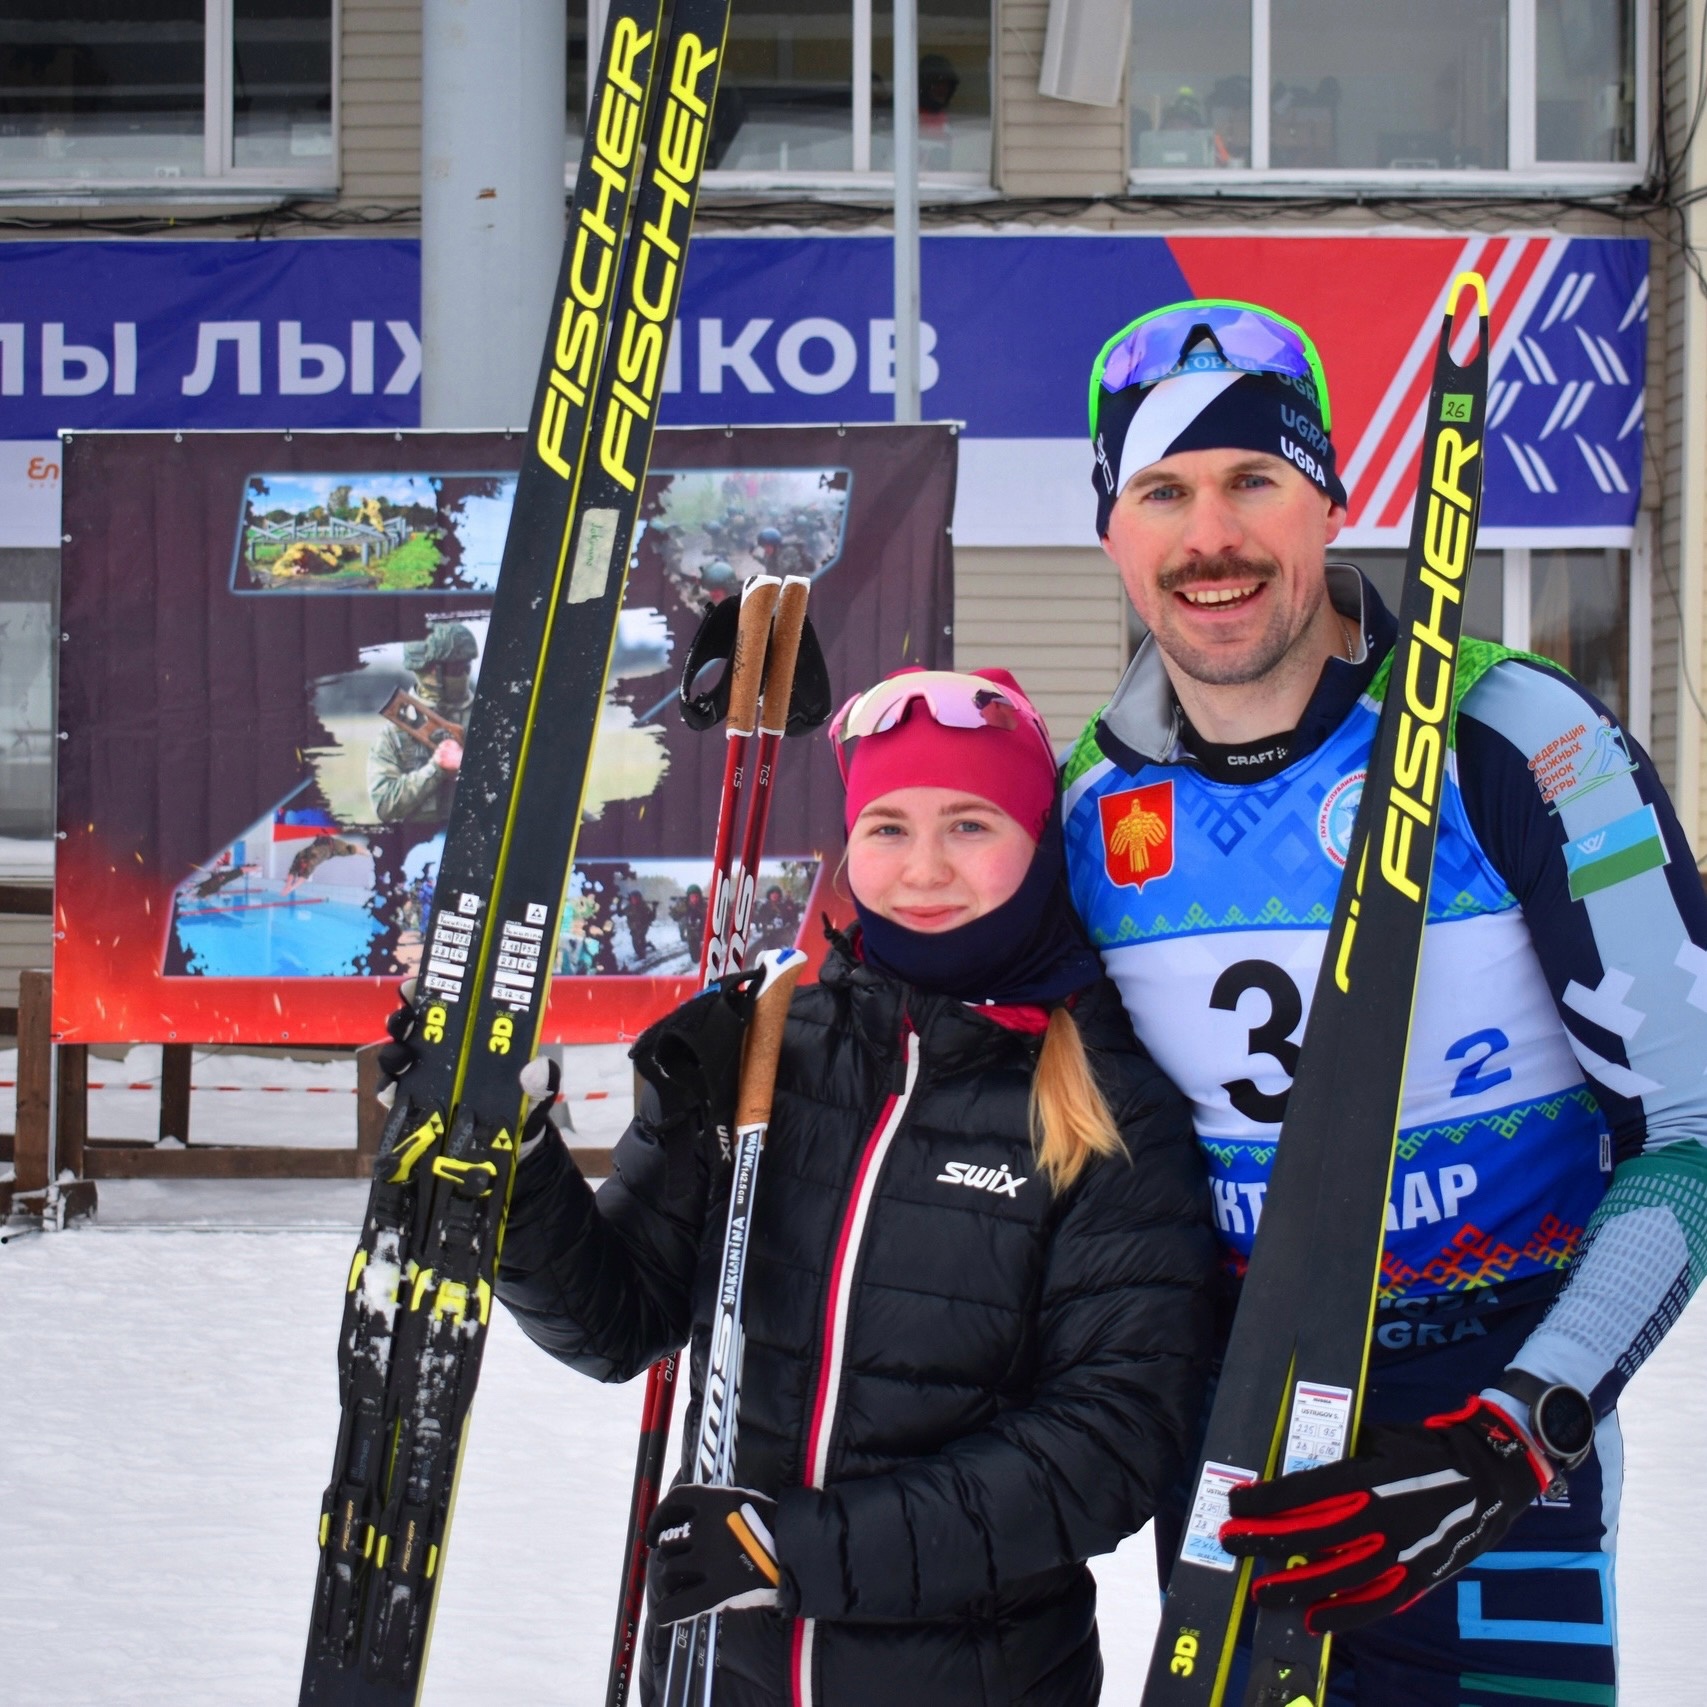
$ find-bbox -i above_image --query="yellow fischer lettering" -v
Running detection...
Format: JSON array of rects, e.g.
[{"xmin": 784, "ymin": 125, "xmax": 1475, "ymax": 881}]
[
  {"xmin": 618, "ymin": 312, "xmax": 665, "ymax": 393},
  {"xmin": 632, "ymin": 238, "xmax": 678, "ymax": 326},
  {"xmin": 595, "ymin": 76, "xmax": 641, "ymax": 168},
  {"xmin": 1433, "ymin": 425, "xmax": 1480, "ymax": 510},
  {"xmin": 534, "ymin": 24, "xmax": 653, "ymax": 482},
  {"xmin": 1405, "ymin": 630, "xmax": 1452, "ymax": 724},
  {"xmin": 570, "ymin": 223, "xmax": 613, "ymax": 310},
  {"xmin": 658, "ymin": 98, "xmax": 704, "ymax": 184},
  {"xmin": 601, "ymin": 400, "xmax": 640, "ymax": 491},
  {"xmin": 1423, "ymin": 493, "xmax": 1468, "ymax": 580},
  {"xmin": 597, "ymin": 30, "xmax": 718, "ymax": 492},
  {"xmin": 643, "ymin": 173, "xmax": 691, "ymax": 259},
  {"xmin": 1394, "ymin": 712, "xmax": 1441, "ymax": 808},
  {"xmin": 581, "ymin": 151, "xmax": 625, "ymax": 245},
  {"xmin": 669, "ymin": 33, "xmax": 719, "ymax": 115},
  {"xmin": 607, "ymin": 16, "xmax": 653, "ymax": 98},
  {"xmin": 1382, "ymin": 807, "xmax": 1422, "ymax": 902},
  {"xmin": 537, "ymin": 392, "xmax": 572, "ymax": 479}
]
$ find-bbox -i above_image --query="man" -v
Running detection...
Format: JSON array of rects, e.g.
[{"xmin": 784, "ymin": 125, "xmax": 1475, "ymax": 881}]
[
  {"xmin": 368, "ymin": 622, "xmax": 476, "ymax": 825},
  {"xmin": 672, "ymin": 881, "xmax": 707, "ymax": 966},
  {"xmin": 1061, "ymin": 298, "xmax": 1707, "ymax": 1703}
]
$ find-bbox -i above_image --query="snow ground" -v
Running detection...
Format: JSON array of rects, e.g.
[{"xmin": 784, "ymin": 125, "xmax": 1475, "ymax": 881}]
[{"xmin": 0, "ymin": 1182, "xmax": 1702, "ymax": 1707}]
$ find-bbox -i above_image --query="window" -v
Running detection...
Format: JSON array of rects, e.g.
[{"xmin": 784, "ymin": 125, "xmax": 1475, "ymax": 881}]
[
  {"xmin": 1356, "ymin": 551, "xmax": 1505, "ymax": 642},
  {"xmin": 1527, "ymin": 546, "xmax": 1630, "ymax": 717},
  {"xmin": 1129, "ymin": 0, "xmax": 1644, "ymax": 186},
  {"xmin": 570, "ymin": 0, "xmax": 992, "ymax": 187},
  {"xmin": 0, "ymin": 551, "xmax": 56, "ymax": 844},
  {"xmin": 0, "ymin": 0, "xmax": 335, "ymax": 191}
]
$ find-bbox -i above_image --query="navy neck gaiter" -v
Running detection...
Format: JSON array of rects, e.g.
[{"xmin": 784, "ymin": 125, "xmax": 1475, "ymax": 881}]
[{"xmin": 852, "ymin": 803, "xmax": 1104, "ymax": 1007}]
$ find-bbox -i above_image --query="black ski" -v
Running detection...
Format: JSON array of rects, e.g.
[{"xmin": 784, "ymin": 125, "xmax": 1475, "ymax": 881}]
[
  {"xmin": 300, "ymin": 0, "xmax": 731, "ymax": 1699},
  {"xmin": 1140, "ymin": 274, "xmax": 1491, "ymax": 1707}
]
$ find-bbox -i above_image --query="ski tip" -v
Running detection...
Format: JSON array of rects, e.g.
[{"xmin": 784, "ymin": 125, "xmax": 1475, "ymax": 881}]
[{"xmin": 1449, "ymin": 270, "xmax": 1489, "ymax": 318}]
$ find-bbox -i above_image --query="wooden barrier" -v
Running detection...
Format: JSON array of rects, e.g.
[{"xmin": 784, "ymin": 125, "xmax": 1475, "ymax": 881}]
[
  {"xmin": 1, "ymin": 966, "xmax": 616, "ymax": 1203},
  {"xmin": 6, "ymin": 969, "xmax": 97, "ymax": 1225}
]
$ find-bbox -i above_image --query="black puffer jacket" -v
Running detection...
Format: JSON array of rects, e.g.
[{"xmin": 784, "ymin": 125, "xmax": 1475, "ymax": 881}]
[{"xmin": 497, "ymin": 947, "xmax": 1215, "ymax": 1706}]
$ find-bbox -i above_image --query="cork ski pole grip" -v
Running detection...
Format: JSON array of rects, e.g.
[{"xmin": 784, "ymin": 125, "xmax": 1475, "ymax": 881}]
[
  {"xmin": 726, "ymin": 575, "xmax": 781, "ymax": 735},
  {"xmin": 757, "ymin": 575, "xmax": 811, "ymax": 737},
  {"xmin": 734, "ymin": 949, "xmax": 806, "ymax": 1132}
]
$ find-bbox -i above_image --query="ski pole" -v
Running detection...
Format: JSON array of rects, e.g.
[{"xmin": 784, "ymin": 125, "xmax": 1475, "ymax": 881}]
[
  {"xmin": 659, "ymin": 948, "xmax": 805, "ymax": 1707},
  {"xmin": 724, "ymin": 575, "xmax": 812, "ymax": 971},
  {"xmin": 702, "ymin": 576, "xmax": 782, "ymax": 983},
  {"xmin": 605, "ymin": 573, "xmax": 781, "ymax": 1707}
]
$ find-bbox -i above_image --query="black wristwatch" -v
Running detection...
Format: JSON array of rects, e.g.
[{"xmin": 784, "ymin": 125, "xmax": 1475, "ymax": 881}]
[{"xmin": 1497, "ymin": 1367, "xmax": 1596, "ymax": 1475}]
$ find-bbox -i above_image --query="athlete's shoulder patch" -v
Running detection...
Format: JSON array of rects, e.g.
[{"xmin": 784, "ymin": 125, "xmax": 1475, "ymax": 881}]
[
  {"xmin": 1098, "ymin": 780, "xmax": 1175, "ymax": 890},
  {"xmin": 1458, "ymin": 655, "xmax": 1635, "ymax": 809}
]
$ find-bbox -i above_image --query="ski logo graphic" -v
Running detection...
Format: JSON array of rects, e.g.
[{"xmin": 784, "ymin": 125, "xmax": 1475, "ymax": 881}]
[
  {"xmin": 536, "ymin": 11, "xmax": 653, "ymax": 482},
  {"xmin": 937, "ymin": 1160, "xmax": 1028, "ymax": 1198},
  {"xmin": 1099, "ymin": 781, "xmax": 1174, "ymax": 891},
  {"xmin": 598, "ymin": 29, "xmax": 721, "ymax": 493},
  {"xmin": 1380, "ymin": 423, "xmax": 1480, "ymax": 908}
]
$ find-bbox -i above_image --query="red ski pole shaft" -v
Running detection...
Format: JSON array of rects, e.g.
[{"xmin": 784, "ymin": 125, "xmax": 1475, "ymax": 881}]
[
  {"xmin": 726, "ymin": 575, "xmax": 812, "ymax": 970},
  {"xmin": 606, "ymin": 571, "xmax": 780, "ymax": 1707}
]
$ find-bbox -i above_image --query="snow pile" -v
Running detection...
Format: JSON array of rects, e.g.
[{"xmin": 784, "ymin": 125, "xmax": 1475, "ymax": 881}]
[{"xmin": 0, "ymin": 1183, "xmax": 1701, "ymax": 1705}]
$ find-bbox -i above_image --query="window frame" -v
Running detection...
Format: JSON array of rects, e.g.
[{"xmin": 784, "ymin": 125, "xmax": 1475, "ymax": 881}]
[
  {"xmin": 0, "ymin": 0, "xmax": 341, "ymax": 201},
  {"xmin": 1126, "ymin": 0, "xmax": 1652, "ymax": 196},
  {"xmin": 576, "ymin": 0, "xmax": 995, "ymax": 198}
]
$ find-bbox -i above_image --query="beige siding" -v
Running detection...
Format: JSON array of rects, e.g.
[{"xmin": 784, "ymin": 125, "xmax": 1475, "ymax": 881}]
[
  {"xmin": 0, "ymin": 912, "xmax": 52, "ymax": 1010},
  {"xmin": 339, "ymin": 0, "xmax": 424, "ymax": 211},
  {"xmin": 954, "ymin": 546, "xmax": 1127, "ymax": 742},
  {"xmin": 994, "ymin": 0, "xmax": 1126, "ymax": 198}
]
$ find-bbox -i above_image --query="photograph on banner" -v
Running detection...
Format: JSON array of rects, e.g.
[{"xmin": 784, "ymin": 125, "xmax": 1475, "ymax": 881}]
[
  {"xmin": 55, "ymin": 426, "xmax": 952, "ymax": 1045},
  {"xmin": 162, "ymin": 466, "xmax": 852, "ymax": 983},
  {"xmin": 232, "ymin": 474, "xmax": 514, "ymax": 593}
]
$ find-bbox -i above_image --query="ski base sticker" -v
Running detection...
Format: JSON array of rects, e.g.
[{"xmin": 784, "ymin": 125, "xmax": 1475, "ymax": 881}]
[
  {"xmin": 1181, "ymin": 1461, "xmax": 1259, "ymax": 1571},
  {"xmin": 1282, "ymin": 1381, "xmax": 1354, "ymax": 1476}
]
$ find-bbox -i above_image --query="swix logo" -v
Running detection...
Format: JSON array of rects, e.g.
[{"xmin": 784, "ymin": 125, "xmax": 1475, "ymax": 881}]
[
  {"xmin": 937, "ymin": 1160, "xmax": 1027, "ymax": 1198},
  {"xmin": 1099, "ymin": 781, "xmax": 1175, "ymax": 891}
]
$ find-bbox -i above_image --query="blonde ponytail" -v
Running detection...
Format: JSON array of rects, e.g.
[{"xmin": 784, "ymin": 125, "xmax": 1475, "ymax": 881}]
[{"xmin": 1029, "ymin": 1007, "xmax": 1124, "ymax": 1193}]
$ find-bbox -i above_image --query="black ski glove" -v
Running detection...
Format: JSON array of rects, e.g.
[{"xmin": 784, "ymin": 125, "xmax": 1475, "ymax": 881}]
[
  {"xmin": 375, "ymin": 978, "xmax": 421, "ymax": 1101},
  {"xmin": 1220, "ymin": 1396, "xmax": 1552, "ymax": 1634},
  {"xmin": 629, "ymin": 968, "xmax": 760, "ymax": 1200},
  {"xmin": 646, "ymin": 1485, "xmax": 781, "ymax": 1625}
]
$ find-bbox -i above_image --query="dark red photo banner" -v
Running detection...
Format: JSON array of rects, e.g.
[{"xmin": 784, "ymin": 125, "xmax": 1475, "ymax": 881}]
[{"xmin": 55, "ymin": 425, "xmax": 956, "ymax": 1045}]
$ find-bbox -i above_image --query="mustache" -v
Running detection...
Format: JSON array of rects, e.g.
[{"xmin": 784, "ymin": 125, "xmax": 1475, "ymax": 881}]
[{"xmin": 1157, "ymin": 555, "xmax": 1279, "ymax": 594}]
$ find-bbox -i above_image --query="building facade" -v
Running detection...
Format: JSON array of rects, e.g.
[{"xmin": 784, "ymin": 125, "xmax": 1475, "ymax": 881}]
[{"xmin": 0, "ymin": 0, "xmax": 1698, "ymax": 998}]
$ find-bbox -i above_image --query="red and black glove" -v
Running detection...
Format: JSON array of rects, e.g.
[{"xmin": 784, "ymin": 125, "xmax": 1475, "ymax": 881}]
[{"xmin": 1219, "ymin": 1397, "xmax": 1553, "ymax": 1635}]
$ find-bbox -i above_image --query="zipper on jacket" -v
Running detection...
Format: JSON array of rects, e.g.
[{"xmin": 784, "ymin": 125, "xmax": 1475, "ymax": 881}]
[{"xmin": 792, "ymin": 1019, "xmax": 922, "ymax": 1707}]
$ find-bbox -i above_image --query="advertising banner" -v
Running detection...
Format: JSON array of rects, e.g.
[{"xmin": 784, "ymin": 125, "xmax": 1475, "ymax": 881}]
[
  {"xmin": 0, "ymin": 232, "xmax": 1646, "ymax": 549},
  {"xmin": 54, "ymin": 424, "xmax": 955, "ymax": 1045}
]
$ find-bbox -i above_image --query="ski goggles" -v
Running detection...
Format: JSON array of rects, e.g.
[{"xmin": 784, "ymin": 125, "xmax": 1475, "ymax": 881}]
[
  {"xmin": 1088, "ymin": 299, "xmax": 1333, "ymax": 440},
  {"xmin": 828, "ymin": 671, "xmax": 1054, "ymax": 785}
]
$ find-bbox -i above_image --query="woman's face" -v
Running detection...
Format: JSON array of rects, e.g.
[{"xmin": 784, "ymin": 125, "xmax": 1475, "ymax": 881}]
[{"xmin": 846, "ymin": 787, "xmax": 1035, "ymax": 933}]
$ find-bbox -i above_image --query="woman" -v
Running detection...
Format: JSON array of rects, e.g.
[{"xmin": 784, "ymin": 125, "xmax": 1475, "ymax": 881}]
[{"xmin": 497, "ymin": 667, "xmax": 1215, "ymax": 1706}]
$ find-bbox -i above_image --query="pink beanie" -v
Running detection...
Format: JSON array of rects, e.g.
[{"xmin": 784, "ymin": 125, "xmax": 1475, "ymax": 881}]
[{"xmin": 841, "ymin": 668, "xmax": 1055, "ymax": 841}]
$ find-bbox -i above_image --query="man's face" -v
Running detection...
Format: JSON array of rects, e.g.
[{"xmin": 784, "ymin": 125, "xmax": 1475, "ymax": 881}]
[
  {"xmin": 415, "ymin": 660, "xmax": 471, "ymax": 705},
  {"xmin": 1100, "ymin": 448, "xmax": 1346, "ymax": 688}
]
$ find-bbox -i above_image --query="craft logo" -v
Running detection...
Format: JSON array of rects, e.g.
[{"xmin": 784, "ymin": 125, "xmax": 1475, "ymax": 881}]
[
  {"xmin": 1317, "ymin": 771, "xmax": 1365, "ymax": 868},
  {"xmin": 1100, "ymin": 781, "xmax": 1175, "ymax": 890}
]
